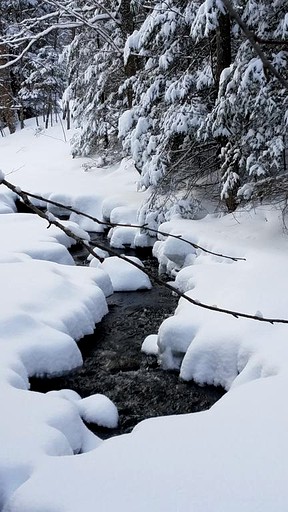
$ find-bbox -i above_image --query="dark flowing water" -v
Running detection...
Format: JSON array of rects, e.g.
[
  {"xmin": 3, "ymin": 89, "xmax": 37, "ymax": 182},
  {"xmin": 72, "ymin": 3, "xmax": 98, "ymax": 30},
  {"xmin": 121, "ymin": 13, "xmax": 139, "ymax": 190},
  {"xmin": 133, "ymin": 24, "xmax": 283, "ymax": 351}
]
[{"xmin": 30, "ymin": 235, "xmax": 224, "ymax": 438}]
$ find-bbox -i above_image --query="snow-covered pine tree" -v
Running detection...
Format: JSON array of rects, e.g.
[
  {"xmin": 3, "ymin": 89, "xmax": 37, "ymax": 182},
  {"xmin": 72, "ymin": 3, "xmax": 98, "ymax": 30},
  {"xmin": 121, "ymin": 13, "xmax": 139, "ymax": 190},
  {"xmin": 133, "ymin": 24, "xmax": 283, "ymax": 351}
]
[
  {"xmin": 120, "ymin": 0, "xmax": 288, "ymax": 223},
  {"xmin": 194, "ymin": 0, "xmax": 288, "ymax": 210},
  {"xmin": 0, "ymin": 40, "xmax": 17, "ymax": 134},
  {"xmin": 0, "ymin": 0, "xmax": 28, "ymax": 132},
  {"xmin": 119, "ymin": 0, "xmax": 222, "ymax": 225},
  {"xmin": 63, "ymin": 0, "xmax": 142, "ymax": 157}
]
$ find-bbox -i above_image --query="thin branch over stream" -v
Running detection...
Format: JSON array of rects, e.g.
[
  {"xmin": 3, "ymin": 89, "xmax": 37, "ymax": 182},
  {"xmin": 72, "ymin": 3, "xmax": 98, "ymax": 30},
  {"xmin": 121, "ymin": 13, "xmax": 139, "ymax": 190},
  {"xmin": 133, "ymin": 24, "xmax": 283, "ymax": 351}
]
[
  {"xmin": 2, "ymin": 176, "xmax": 288, "ymax": 325},
  {"xmin": 7, "ymin": 186, "xmax": 246, "ymax": 262}
]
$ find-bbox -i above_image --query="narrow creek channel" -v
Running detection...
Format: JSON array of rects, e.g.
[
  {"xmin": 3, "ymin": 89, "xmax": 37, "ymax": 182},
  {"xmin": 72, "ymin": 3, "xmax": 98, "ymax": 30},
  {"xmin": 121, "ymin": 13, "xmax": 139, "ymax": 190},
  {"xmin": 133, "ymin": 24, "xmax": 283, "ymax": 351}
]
[{"xmin": 30, "ymin": 233, "xmax": 225, "ymax": 438}]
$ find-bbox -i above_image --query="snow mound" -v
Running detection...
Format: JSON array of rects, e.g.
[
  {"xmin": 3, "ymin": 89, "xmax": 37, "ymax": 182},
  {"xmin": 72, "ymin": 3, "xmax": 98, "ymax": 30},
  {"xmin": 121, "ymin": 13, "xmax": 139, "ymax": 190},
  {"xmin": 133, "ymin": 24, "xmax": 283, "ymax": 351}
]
[
  {"xmin": 141, "ymin": 334, "xmax": 158, "ymax": 355},
  {"xmin": 153, "ymin": 210, "xmax": 288, "ymax": 390},
  {"xmin": 0, "ymin": 189, "xmax": 17, "ymax": 214},
  {"xmin": 69, "ymin": 195, "xmax": 105, "ymax": 232},
  {"xmin": 77, "ymin": 394, "xmax": 119, "ymax": 428},
  {"xmin": 47, "ymin": 389, "xmax": 82, "ymax": 402},
  {"xmin": 110, "ymin": 205, "xmax": 138, "ymax": 225},
  {"xmin": 87, "ymin": 266, "xmax": 113, "ymax": 297},
  {"xmin": 88, "ymin": 247, "xmax": 109, "ymax": 260},
  {"xmin": 108, "ymin": 225, "xmax": 140, "ymax": 248},
  {"xmin": 101, "ymin": 256, "xmax": 152, "ymax": 291},
  {"xmin": 0, "ymin": 213, "xmax": 79, "ymax": 264}
]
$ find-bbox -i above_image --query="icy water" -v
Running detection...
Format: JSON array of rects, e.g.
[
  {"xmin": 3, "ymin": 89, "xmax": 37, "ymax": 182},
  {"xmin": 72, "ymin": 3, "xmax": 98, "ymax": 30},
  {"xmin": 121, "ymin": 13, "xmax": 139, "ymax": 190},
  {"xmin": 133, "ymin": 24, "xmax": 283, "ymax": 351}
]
[{"xmin": 30, "ymin": 235, "xmax": 224, "ymax": 438}]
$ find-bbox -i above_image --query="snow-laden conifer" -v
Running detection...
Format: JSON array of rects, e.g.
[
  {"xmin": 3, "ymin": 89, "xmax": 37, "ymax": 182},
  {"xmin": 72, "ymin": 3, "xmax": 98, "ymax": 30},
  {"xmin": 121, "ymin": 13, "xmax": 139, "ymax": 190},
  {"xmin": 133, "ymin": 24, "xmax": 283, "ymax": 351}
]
[
  {"xmin": 121, "ymin": 0, "xmax": 288, "ymax": 221},
  {"xmin": 63, "ymin": 0, "xmax": 142, "ymax": 156},
  {"xmin": 194, "ymin": 0, "xmax": 287, "ymax": 210},
  {"xmin": 120, "ymin": 0, "xmax": 219, "ymax": 223}
]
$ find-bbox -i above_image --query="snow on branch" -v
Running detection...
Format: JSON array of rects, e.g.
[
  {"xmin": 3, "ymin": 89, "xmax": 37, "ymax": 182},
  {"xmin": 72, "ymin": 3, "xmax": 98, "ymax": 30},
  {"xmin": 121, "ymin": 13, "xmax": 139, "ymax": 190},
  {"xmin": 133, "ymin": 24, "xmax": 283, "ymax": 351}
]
[
  {"xmin": 44, "ymin": 0, "xmax": 121, "ymax": 51},
  {"xmin": 221, "ymin": 0, "xmax": 288, "ymax": 90},
  {"xmin": 3, "ymin": 177, "xmax": 288, "ymax": 325},
  {"xmin": 2, "ymin": 10, "xmax": 62, "ymax": 43},
  {"xmin": 0, "ymin": 23, "xmax": 81, "ymax": 69},
  {"xmin": 0, "ymin": 4, "xmax": 121, "ymax": 70},
  {"xmin": 45, "ymin": 0, "xmax": 120, "ymax": 26}
]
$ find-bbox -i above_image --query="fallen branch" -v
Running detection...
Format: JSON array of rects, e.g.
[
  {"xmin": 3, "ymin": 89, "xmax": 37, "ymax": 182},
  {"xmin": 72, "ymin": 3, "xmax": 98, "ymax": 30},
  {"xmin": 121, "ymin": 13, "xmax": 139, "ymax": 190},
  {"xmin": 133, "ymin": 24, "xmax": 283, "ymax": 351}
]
[
  {"xmin": 10, "ymin": 186, "xmax": 246, "ymax": 262},
  {"xmin": 2, "ymin": 177, "xmax": 288, "ymax": 325}
]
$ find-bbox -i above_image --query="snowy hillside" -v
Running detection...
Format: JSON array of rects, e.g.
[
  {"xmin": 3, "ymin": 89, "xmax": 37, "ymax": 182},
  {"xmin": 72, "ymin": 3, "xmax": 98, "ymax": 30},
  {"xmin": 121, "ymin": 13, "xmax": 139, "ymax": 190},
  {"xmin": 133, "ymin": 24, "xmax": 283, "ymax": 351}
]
[{"xmin": 1, "ymin": 121, "xmax": 288, "ymax": 511}]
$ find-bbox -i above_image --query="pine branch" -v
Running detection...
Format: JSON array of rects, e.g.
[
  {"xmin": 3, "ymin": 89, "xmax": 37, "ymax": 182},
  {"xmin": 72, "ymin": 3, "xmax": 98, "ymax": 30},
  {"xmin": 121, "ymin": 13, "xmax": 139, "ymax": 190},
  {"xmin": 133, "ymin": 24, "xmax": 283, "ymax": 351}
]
[
  {"xmin": 221, "ymin": 0, "xmax": 288, "ymax": 90},
  {"xmin": 2, "ymin": 177, "xmax": 288, "ymax": 325}
]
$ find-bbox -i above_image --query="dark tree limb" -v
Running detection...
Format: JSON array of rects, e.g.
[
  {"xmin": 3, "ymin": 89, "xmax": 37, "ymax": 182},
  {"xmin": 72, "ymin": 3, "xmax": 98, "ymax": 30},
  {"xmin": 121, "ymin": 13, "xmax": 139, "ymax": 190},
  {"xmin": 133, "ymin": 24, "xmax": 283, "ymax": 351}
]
[
  {"xmin": 2, "ymin": 177, "xmax": 288, "ymax": 325},
  {"xmin": 6, "ymin": 185, "xmax": 246, "ymax": 262},
  {"xmin": 254, "ymin": 36, "xmax": 288, "ymax": 47}
]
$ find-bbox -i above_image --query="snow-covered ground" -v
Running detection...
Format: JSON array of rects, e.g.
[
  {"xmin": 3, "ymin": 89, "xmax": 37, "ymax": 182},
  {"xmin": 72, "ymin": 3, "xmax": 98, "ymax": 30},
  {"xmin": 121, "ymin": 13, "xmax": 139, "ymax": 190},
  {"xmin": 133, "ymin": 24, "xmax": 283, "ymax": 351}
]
[{"xmin": 1, "ymin": 120, "xmax": 288, "ymax": 511}]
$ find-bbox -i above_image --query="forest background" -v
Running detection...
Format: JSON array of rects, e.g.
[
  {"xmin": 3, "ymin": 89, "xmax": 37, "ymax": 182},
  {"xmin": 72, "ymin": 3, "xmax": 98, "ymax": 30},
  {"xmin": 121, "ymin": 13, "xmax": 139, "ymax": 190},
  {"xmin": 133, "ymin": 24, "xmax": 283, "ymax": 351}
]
[{"xmin": 0, "ymin": 0, "xmax": 287, "ymax": 225}]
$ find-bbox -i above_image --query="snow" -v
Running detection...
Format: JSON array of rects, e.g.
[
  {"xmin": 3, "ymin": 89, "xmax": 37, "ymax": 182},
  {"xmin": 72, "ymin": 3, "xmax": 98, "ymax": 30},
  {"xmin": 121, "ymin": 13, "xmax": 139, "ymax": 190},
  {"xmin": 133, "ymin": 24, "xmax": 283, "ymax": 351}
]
[
  {"xmin": 5, "ymin": 374, "xmax": 288, "ymax": 512},
  {"xmin": 0, "ymin": 213, "xmax": 76, "ymax": 263},
  {"xmin": 0, "ymin": 188, "xmax": 17, "ymax": 214},
  {"xmin": 118, "ymin": 109, "xmax": 134, "ymax": 138},
  {"xmin": 153, "ymin": 210, "xmax": 288, "ymax": 385},
  {"xmin": 108, "ymin": 225, "xmax": 140, "ymax": 248},
  {"xmin": 0, "ymin": 121, "xmax": 153, "ymax": 510},
  {"xmin": 0, "ymin": 121, "xmax": 148, "ymax": 233},
  {"xmin": 108, "ymin": 205, "xmax": 143, "ymax": 248},
  {"xmin": 141, "ymin": 334, "xmax": 158, "ymax": 355},
  {"xmin": 77, "ymin": 394, "xmax": 119, "ymax": 428},
  {"xmin": 47, "ymin": 390, "xmax": 119, "ymax": 429},
  {"xmin": 100, "ymin": 256, "xmax": 152, "ymax": 292},
  {"xmin": 1, "ymin": 120, "xmax": 288, "ymax": 511}
]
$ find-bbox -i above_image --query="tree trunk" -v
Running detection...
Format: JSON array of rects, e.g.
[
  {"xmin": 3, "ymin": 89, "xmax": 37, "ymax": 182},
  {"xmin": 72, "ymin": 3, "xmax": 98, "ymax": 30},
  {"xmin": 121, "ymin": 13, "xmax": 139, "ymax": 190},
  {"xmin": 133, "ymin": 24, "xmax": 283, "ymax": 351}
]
[
  {"xmin": 45, "ymin": 97, "xmax": 52, "ymax": 129},
  {"xmin": 215, "ymin": 13, "xmax": 231, "ymax": 90},
  {"xmin": 119, "ymin": 0, "xmax": 137, "ymax": 108},
  {"xmin": 215, "ymin": 14, "xmax": 235, "ymax": 211},
  {"xmin": 0, "ymin": 44, "xmax": 17, "ymax": 134}
]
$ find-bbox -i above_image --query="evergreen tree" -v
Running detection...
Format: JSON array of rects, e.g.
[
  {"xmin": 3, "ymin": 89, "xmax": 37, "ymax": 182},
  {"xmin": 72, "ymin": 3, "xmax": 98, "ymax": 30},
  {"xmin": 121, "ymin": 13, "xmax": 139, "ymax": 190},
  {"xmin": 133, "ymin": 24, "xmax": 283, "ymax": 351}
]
[
  {"xmin": 120, "ymin": 0, "xmax": 288, "ymax": 222},
  {"xmin": 18, "ymin": 45, "xmax": 66, "ymax": 127},
  {"xmin": 63, "ymin": 0, "xmax": 142, "ymax": 156},
  {"xmin": 201, "ymin": 0, "xmax": 288, "ymax": 209},
  {"xmin": 119, "ymin": 0, "xmax": 220, "ymax": 224}
]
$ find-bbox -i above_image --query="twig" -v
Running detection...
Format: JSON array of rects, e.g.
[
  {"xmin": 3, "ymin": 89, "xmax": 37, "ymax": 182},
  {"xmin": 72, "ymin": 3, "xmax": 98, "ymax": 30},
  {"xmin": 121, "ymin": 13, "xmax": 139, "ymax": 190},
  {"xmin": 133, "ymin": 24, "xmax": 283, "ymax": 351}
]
[{"xmin": 2, "ymin": 177, "xmax": 288, "ymax": 325}]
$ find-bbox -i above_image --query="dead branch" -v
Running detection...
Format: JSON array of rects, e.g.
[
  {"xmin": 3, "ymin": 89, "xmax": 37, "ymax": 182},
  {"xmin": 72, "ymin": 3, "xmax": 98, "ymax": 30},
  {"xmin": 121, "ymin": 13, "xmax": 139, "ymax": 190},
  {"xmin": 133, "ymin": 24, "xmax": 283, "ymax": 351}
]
[
  {"xmin": 7, "ymin": 185, "xmax": 246, "ymax": 262},
  {"xmin": 2, "ymin": 177, "xmax": 288, "ymax": 325}
]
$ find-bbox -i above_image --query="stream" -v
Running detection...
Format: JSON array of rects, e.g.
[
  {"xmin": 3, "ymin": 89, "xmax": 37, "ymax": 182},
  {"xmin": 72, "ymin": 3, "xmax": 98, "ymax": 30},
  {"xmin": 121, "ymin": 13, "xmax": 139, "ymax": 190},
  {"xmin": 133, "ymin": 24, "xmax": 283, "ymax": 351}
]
[{"xmin": 30, "ymin": 233, "xmax": 224, "ymax": 438}]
